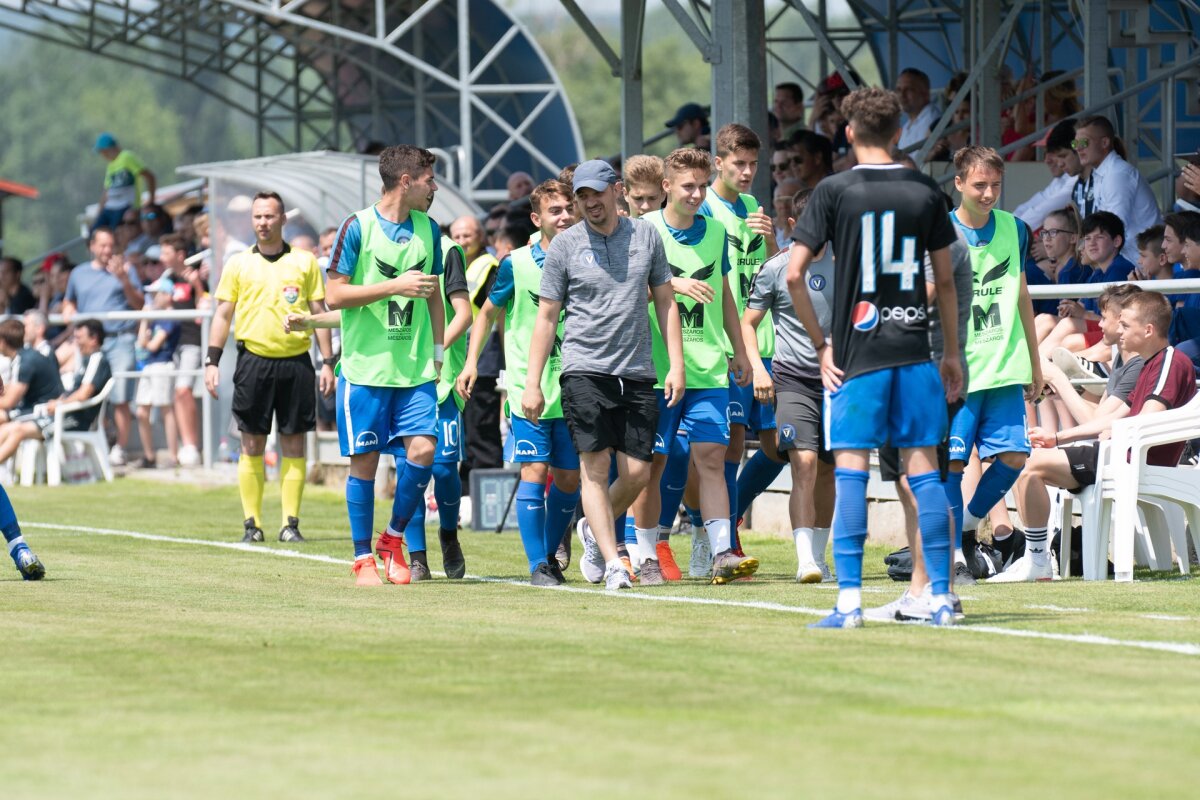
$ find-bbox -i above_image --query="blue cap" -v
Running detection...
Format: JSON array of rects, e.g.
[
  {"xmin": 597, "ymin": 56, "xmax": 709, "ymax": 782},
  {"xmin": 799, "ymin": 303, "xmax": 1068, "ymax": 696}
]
[
  {"xmin": 572, "ymin": 159, "xmax": 619, "ymax": 193},
  {"xmin": 665, "ymin": 102, "xmax": 707, "ymax": 128},
  {"xmin": 94, "ymin": 132, "xmax": 118, "ymax": 151}
]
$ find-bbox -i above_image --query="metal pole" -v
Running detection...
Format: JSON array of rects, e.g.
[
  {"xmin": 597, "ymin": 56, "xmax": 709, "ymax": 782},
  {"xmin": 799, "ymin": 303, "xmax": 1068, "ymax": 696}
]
[
  {"xmin": 712, "ymin": 0, "xmax": 769, "ymax": 202},
  {"xmin": 620, "ymin": 0, "xmax": 645, "ymax": 164},
  {"xmin": 457, "ymin": 0, "xmax": 473, "ymax": 198},
  {"xmin": 977, "ymin": 0, "xmax": 1002, "ymax": 149},
  {"xmin": 201, "ymin": 313, "xmax": 213, "ymax": 469},
  {"xmin": 1082, "ymin": 0, "xmax": 1109, "ymax": 111}
]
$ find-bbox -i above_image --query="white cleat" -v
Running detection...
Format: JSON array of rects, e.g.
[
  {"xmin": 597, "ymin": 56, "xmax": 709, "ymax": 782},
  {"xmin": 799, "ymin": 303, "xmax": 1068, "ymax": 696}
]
[
  {"xmin": 988, "ymin": 552, "xmax": 1054, "ymax": 583},
  {"xmin": 863, "ymin": 590, "xmax": 924, "ymax": 622},
  {"xmin": 818, "ymin": 561, "xmax": 835, "ymax": 583},
  {"xmin": 689, "ymin": 528, "xmax": 713, "ymax": 578},
  {"xmin": 577, "ymin": 518, "xmax": 605, "ymax": 584},
  {"xmin": 603, "ymin": 561, "xmax": 633, "ymax": 590},
  {"xmin": 796, "ymin": 561, "xmax": 823, "ymax": 584}
]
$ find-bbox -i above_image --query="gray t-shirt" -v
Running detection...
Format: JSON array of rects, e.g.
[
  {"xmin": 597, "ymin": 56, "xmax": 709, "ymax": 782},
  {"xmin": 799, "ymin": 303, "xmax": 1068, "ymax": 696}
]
[
  {"xmin": 1107, "ymin": 346, "xmax": 1144, "ymax": 403},
  {"xmin": 748, "ymin": 244, "xmax": 834, "ymax": 395},
  {"xmin": 540, "ymin": 217, "xmax": 671, "ymax": 381},
  {"xmin": 65, "ymin": 261, "xmax": 139, "ymax": 334},
  {"xmin": 922, "ymin": 227, "xmax": 973, "ymax": 389}
]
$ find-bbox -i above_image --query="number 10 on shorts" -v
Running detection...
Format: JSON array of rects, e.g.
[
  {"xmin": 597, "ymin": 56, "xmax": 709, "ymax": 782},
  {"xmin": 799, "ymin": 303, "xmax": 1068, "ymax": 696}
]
[{"xmin": 859, "ymin": 211, "xmax": 919, "ymax": 293}]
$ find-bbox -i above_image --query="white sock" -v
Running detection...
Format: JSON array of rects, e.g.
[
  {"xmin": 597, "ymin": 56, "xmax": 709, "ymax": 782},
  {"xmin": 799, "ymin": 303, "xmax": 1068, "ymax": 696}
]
[
  {"xmin": 1025, "ymin": 526, "xmax": 1049, "ymax": 567},
  {"xmin": 385, "ymin": 524, "xmax": 403, "ymax": 538},
  {"xmin": 932, "ymin": 592, "xmax": 954, "ymax": 612},
  {"xmin": 813, "ymin": 527, "xmax": 831, "ymax": 564},
  {"xmin": 354, "ymin": 553, "xmax": 374, "ymax": 563},
  {"xmin": 793, "ymin": 527, "xmax": 815, "ymax": 565},
  {"xmin": 962, "ymin": 509, "xmax": 981, "ymax": 531},
  {"xmin": 605, "ymin": 557, "xmax": 624, "ymax": 573},
  {"xmin": 705, "ymin": 518, "xmax": 731, "ymax": 554},
  {"xmin": 836, "ymin": 588, "xmax": 861, "ymax": 614},
  {"xmin": 657, "ymin": 524, "xmax": 673, "ymax": 540},
  {"xmin": 634, "ymin": 526, "xmax": 658, "ymax": 564},
  {"xmin": 624, "ymin": 539, "xmax": 642, "ymax": 565},
  {"xmin": 954, "ymin": 547, "xmax": 966, "ymax": 565}
]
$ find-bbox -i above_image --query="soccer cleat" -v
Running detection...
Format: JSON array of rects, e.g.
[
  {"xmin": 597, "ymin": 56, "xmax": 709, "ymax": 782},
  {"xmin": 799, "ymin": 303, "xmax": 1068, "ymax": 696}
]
[
  {"xmin": 352, "ymin": 556, "xmax": 383, "ymax": 586},
  {"xmin": 438, "ymin": 527, "xmax": 466, "ymax": 579},
  {"xmin": 710, "ymin": 549, "xmax": 759, "ymax": 585},
  {"xmin": 556, "ymin": 529, "xmax": 572, "ymax": 572},
  {"xmin": 655, "ymin": 541, "xmax": 682, "ymax": 581},
  {"xmin": 1051, "ymin": 346, "xmax": 1106, "ymax": 383},
  {"xmin": 242, "ymin": 518, "xmax": 265, "ymax": 543},
  {"xmin": 949, "ymin": 591, "xmax": 965, "ymax": 620},
  {"xmin": 864, "ymin": 591, "xmax": 923, "ymax": 622},
  {"xmin": 14, "ymin": 547, "xmax": 44, "ymax": 581},
  {"xmin": 576, "ymin": 518, "xmax": 605, "ymax": 584},
  {"xmin": 930, "ymin": 605, "xmax": 956, "ymax": 626},
  {"xmin": 409, "ymin": 551, "xmax": 431, "ymax": 582},
  {"xmin": 603, "ymin": 561, "xmax": 633, "ymax": 590},
  {"xmin": 808, "ymin": 608, "xmax": 864, "ymax": 629},
  {"xmin": 279, "ymin": 516, "xmax": 305, "ymax": 543},
  {"xmin": 547, "ymin": 559, "xmax": 566, "ymax": 585},
  {"xmin": 376, "ymin": 532, "xmax": 411, "ymax": 585},
  {"xmin": 639, "ymin": 558, "xmax": 665, "ymax": 586},
  {"xmin": 987, "ymin": 552, "xmax": 1053, "ymax": 583},
  {"xmin": 796, "ymin": 562, "xmax": 823, "ymax": 584},
  {"xmin": 953, "ymin": 561, "xmax": 977, "ymax": 586},
  {"xmin": 530, "ymin": 563, "xmax": 560, "ymax": 587},
  {"xmin": 619, "ymin": 555, "xmax": 638, "ymax": 584},
  {"xmin": 689, "ymin": 528, "xmax": 713, "ymax": 578},
  {"xmin": 819, "ymin": 562, "xmax": 835, "ymax": 583}
]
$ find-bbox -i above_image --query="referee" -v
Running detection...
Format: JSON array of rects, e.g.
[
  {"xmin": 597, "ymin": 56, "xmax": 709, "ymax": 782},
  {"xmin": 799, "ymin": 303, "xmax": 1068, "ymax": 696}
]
[{"xmin": 205, "ymin": 191, "xmax": 334, "ymax": 543}]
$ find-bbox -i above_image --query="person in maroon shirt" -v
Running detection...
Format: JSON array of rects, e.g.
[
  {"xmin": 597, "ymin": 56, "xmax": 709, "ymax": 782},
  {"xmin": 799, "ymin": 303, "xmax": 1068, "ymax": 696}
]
[{"xmin": 1006, "ymin": 291, "xmax": 1195, "ymax": 580}]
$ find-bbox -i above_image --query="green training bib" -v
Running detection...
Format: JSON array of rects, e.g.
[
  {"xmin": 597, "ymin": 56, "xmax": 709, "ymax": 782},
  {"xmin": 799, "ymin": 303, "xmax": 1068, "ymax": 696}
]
[
  {"xmin": 963, "ymin": 209, "xmax": 1033, "ymax": 391},
  {"xmin": 504, "ymin": 245, "xmax": 566, "ymax": 419},
  {"xmin": 438, "ymin": 236, "xmax": 467, "ymax": 410},
  {"xmin": 705, "ymin": 190, "xmax": 775, "ymax": 358}
]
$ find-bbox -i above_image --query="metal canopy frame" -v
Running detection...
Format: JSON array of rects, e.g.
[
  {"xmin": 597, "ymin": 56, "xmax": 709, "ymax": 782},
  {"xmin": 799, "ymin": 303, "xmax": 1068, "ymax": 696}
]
[{"xmin": 0, "ymin": 0, "xmax": 584, "ymax": 206}]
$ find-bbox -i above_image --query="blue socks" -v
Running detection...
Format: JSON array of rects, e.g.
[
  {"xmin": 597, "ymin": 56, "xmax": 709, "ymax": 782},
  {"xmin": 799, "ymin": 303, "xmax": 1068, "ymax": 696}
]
[
  {"xmin": 0, "ymin": 485, "xmax": 27, "ymax": 563},
  {"xmin": 544, "ymin": 484, "xmax": 579, "ymax": 562},
  {"xmin": 966, "ymin": 459, "xmax": 1023, "ymax": 525},
  {"xmin": 685, "ymin": 505, "xmax": 703, "ymax": 528},
  {"xmin": 909, "ymin": 470, "xmax": 952, "ymax": 596},
  {"xmin": 944, "ymin": 469, "xmax": 965, "ymax": 550},
  {"xmin": 832, "ymin": 468, "xmax": 870, "ymax": 590},
  {"xmin": 736, "ymin": 450, "xmax": 786, "ymax": 519},
  {"xmin": 346, "ymin": 476, "xmax": 375, "ymax": 558},
  {"xmin": 389, "ymin": 459, "xmax": 433, "ymax": 545},
  {"xmin": 658, "ymin": 438, "xmax": 691, "ymax": 529},
  {"xmin": 724, "ymin": 460, "xmax": 739, "ymax": 549},
  {"xmin": 404, "ymin": 461, "xmax": 462, "ymax": 550},
  {"xmin": 516, "ymin": 480, "xmax": 547, "ymax": 572}
]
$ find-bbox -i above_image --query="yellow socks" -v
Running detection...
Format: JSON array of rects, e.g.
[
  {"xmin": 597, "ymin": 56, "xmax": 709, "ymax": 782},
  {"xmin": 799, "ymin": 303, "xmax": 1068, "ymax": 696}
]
[
  {"xmin": 237, "ymin": 454, "xmax": 265, "ymax": 523},
  {"xmin": 280, "ymin": 457, "xmax": 306, "ymax": 526}
]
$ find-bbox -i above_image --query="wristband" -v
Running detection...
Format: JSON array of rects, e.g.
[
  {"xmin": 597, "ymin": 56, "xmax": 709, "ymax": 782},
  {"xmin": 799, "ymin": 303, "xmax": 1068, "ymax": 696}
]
[
  {"xmin": 1054, "ymin": 433, "xmax": 1059, "ymax": 447},
  {"xmin": 814, "ymin": 340, "xmax": 828, "ymax": 351},
  {"xmin": 433, "ymin": 344, "xmax": 444, "ymax": 361},
  {"xmin": 205, "ymin": 346, "xmax": 223, "ymax": 367}
]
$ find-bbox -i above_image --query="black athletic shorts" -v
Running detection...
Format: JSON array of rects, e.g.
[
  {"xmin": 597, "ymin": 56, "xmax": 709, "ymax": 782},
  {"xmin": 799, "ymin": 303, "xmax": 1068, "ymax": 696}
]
[
  {"xmin": 560, "ymin": 373, "xmax": 658, "ymax": 461},
  {"xmin": 232, "ymin": 346, "xmax": 317, "ymax": 436},
  {"xmin": 1062, "ymin": 440, "xmax": 1100, "ymax": 490},
  {"xmin": 775, "ymin": 388, "xmax": 833, "ymax": 464},
  {"xmin": 877, "ymin": 397, "xmax": 963, "ymax": 482}
]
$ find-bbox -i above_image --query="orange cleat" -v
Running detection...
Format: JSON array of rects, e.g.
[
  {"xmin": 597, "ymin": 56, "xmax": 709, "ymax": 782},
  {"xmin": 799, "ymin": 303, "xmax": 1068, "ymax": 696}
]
[
  {"xmin": 353, "ymin": 556, "xmax": 383, "ymax": 586},
  {"xmin": 619, "ymin": 555, "xmax": 638, "ymax": 584},
  {"xmin": 376, "ymin": 532, "xmax": 411, "ymax": 585},
  {"xmin": 656, "ymin": 541, "xmax": 682, "ymax": 581}
]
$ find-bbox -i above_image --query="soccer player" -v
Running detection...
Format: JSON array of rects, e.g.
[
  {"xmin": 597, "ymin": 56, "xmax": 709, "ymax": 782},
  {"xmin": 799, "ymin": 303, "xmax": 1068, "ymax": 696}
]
[
  {"xmin": 786, "ymin": 86, "xmax": 963, "ymax": 628},
  {"xmin": 459, "ymin": 180, "xmax": 582, "ymax": 586},
  {"xmin": 325, "ymin": 145, "xmax": 446, "ymax": 586},
  {"xmin": 942, "ymin": 147, "xmax": 1044, "ymax": 583},
  {"xmin": 522, "ymin": 160, "xmax": 684, "ymax": 591},
  {"xmin": 629, "ymin": 147, "xmax": 754, "ymax": 585},
  {"xmin": 205, "ymin": 191, "xmax": 335, "ymax": 543},
  {"xmin": 742, "ymin": 188, "xmax": 836, "ymax": 583},
  {"xmin": 699, "ymin": 124, "xmax": 786, "ymax": 549},
  {"xmin": 622, "ymin": 155, "xmax": 666, "ymax": 219}
]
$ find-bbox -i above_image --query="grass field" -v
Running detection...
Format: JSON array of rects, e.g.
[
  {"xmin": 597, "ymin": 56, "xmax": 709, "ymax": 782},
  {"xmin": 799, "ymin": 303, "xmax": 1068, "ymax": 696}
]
[{"xmin": 3, "ymin": 478, "xmax": 1199, "ymax": 799}]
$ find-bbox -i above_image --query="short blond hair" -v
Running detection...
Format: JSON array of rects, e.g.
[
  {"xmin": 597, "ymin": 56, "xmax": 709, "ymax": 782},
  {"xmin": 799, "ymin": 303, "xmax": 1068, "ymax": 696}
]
[
  {"xmin": 663, "ymin": 147, "xmax": 713, "ymax": 178},
  {"xmin": 623, "ymin": 154, "xmax": 664, "ymax": 188}
]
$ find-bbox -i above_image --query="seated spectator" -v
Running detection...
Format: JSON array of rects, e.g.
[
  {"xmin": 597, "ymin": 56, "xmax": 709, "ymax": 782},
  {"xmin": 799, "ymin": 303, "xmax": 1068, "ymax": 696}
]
[
  {"xmin": 896, "ymin": 68, "xmax": 938, "ymax": 156},
  {"xmin": 506, "ymin": 171, "xmax": 534, "ymax": 201},
  {"xmin": 1160, "ymin": 211, "xmax": 1200, "ymax": 275},
  {"xmin": 0, "ymin": 258, "xmax": 37, "ymax": 316},
  {"xmin": 1003, "ymin": 70, "xmax": 1080, "ymax": 162},
  {"xmin": 1014, "ymin": 120, "xmax": 1078, "ymax": 232},
  {"xmin": 927, "ymin": 95, "xmax": 973, "ymax": 162},
  {"xmin": 22, "ymin": 311, "xmax": 52, "ymax": 359},
  {"xmin": 1135, "ymin": 225, "xmax": 1173, "ymax": 282},
  {"xmin": 36, "ymin": 254, "xmax": 73, "ymax": 345},
  {"xmin": 93, "ymin": 133, "xmax": 156, "ymax": 231},
  {"xmin": 1011, "ymin": 291, "xmax": 1195, "ymax": 580},
  {"xmin": 1072, "ymin": 116, "xmax": 1162, "ymax": 263},
  {"xmin": 1037, "ymin": 206, "xmax": 1084, "ymax": 284},
  {"xmin": 0, "ymin": 319, "xmax": 62, "ymax": 426},
  {"xmin": 787, "ymin": 129, "xmax": 834, "ymax": 189},
  {"xmin": 809, "ymin": 73, "xmax": 854, "ymax": 167},
  {"xmin": 769, "ymin": 147, "xmax": 796, "ymax": 187},
  {"xmin": 773, "ymin": 82, "xmax": 807, "ymax": 140},
  {"xmin": 133, "ymin": 277, "xmax": 181, "ymax": 469},
  {"xmin": 1178, "ymin": 156, "xmax": 1200, "ymax": 212},
  {"xmin": 665, "ymin": 102, "xmax": 711, "ymax": 150},
  {"xmin": 0, "ymin": 320, "xmax": 112, "ymax": 468}
]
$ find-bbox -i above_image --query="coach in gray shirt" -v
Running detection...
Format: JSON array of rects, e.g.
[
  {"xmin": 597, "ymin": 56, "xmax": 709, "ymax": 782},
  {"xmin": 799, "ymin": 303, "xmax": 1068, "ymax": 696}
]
[{"xmin": 523, "ymin": 159, "xmax": 684, "ymax": 590}]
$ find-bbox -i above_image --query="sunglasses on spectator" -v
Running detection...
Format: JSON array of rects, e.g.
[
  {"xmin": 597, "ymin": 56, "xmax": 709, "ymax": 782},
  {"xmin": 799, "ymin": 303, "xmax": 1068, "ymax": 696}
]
[
  {"xmin": 1039, "ymin": 228, "xmax": 1073, "ymax": 240},
  {"xmin": 1070, "ymin": 137, "xmax": 1089, "ymax": 149},
  {"xmin": 771, "ymin": 163, "xmax": 791, "ymax": 172}
]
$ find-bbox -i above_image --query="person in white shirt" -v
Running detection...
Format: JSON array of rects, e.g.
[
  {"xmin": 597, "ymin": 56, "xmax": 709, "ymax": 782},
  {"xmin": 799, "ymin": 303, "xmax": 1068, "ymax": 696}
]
[
  {"xmin": 1072, "ymin": 115, "xmax": 1162, "ymax": 263},
  {"xmin": 1013, "ymin": 120, "xmax": 1077, "ymax": 231},
  {"xmin": 896, "ymin": 68, "xmax": 939, "ymax": 157}
]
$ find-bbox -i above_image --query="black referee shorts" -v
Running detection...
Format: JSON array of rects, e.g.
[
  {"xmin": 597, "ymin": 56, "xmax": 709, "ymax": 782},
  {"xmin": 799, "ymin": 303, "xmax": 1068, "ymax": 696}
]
[
  {"xmin": 561, "ymin": 373, "xmax": 658, "ymax": 462},
  {"xmin": 232, "ymin": 346, "xmax": 317, "ymax": 436}
]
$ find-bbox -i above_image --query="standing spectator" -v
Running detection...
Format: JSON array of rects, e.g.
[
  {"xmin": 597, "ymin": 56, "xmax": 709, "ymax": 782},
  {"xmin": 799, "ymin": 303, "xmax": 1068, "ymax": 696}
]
[
  {"xmin": 1072, "ymin": 116, "xmax": 1162, "ymax": 263},
  {"xmin": 0, "ymin": 319, "xmax": 62, "ymax": 425},
  {"xmin": 317, "ymin": 226, "xmax": 338, "ymax": 268},
  {"xmin": 37, "ymin": 254, "xmax": 72, "ymax": 344},
  {"xmin": 506, "ymin": 171, "xmax": 535, "ymax": 202},
  {"xmin": 772, "ymin": 177, "xmax": 803, "ymax": 247},
  {"xmin": 0, "ymin": 258, "xmax": 37, "ymax": 315},
  {"xmin": 896, "ymin": 68, "xmax": 938, "ymax": 155},
  {"xmin": 159, "ymin": 234, "xmax": 204, "ymax": 466},
  {"xmin": 773, "ymin": 82, "xmax": 807, "ymax": 140},
  {"xmin": 63, "ymin": 227, "xmax": 144, "ymax": 466},
  {"xmin": 1013, "ymin": 120, "xmax": 1078, "ymax": 231},
  {"xmin": 134, "ymin": 278, "xmax": 181, "ymax": 469},
  {"xmin": 664, "ymin": 102, "xmax": 711, "ymax": 150},
  {"xmin": 93, "ymin": 133, "xmax": 156, "ymax": 231},
  {"xmin": 788, "ymin": 130, "xmax": 834, "ymax": 189},
  {"xmin": 809, "ymin": 73, "xmax": 855, "ymax": 167}
]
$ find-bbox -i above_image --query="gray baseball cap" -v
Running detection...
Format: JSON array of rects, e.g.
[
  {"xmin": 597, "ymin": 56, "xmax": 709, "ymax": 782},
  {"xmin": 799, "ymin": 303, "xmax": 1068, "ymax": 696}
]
[{"xmin": 572, "ymin": 159, "xmax": 619, "ymax": 193}]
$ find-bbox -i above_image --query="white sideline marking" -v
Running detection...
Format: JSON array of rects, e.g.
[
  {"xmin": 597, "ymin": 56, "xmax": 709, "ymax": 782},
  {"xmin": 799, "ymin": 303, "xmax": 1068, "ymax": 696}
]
[
  {"xmin": 1142, "ymin": 614, "xmax": 1191, "ymax": 622},
  {"xmin": 27, "ymin": 521, "xmax": 1200, "ymax": 658},
  {"xmin": 1027, "ymin": 604, "xmax": 1092, "ymax": 613}
]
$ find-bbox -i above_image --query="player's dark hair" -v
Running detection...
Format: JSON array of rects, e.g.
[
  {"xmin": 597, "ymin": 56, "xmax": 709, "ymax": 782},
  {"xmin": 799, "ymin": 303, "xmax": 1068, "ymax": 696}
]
[
  {"xmin": 1166, "ymin": 211, "xmax": 1200, "ymax": 244},
  {"xmin": 77, "ymin": 318, "xmax": 106, "ymax": 345},
  {"xmin": 0, "ymin": 319, "xmax": 23, "ymax": 350},
  {"xmin": 379, "ymin": 144, "xmax": 437, "ymax": 191},
  {"xmin": 1081, "ymin": 211, "xmax": 1125, "ymax": 246},
  {"xmin": 252, "ymin": 191, "xmax": 285, "ymax": 212},
  {"xmin": 1097, "ymin": 283, "xmax": 1143, "ymax": 314},
  {"xmin": 1136, "ymin": 225, "xmax": 1165, "ymax": 255},
  {"xmin": 715, "ymin": 123, "xmax": 761, "ymax": 157},
  {"xmin": 1122, "ymin": 290, "xmax": 1172, "ymax": 336},
  {"xmin": 954, "ymin": 145, "xmax": 1005, "ymax": 178},
  {"xmin": 530, "ymin": 180, "xmax": 573, "ymax": 215},
  {"xmin": 791, "ymin": 188, "xmax": 814, "ymax": 215},
  {"xmin": 839, "ymin": 87, "xmax": 902, "ymax": 148},
  {"xmin": 495, "ymin": 224, "xmax": 531, "ymax": 251}
]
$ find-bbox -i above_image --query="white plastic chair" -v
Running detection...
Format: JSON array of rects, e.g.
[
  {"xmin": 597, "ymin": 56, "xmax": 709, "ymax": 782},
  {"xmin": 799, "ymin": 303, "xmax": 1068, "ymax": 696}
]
[
  {"xmin": 46, "ymin": 379, "xmax": 114, "ymax": 486},
  {"xmin": 16, "ymin": 438, "xmax": 46, "ymax": 486}
]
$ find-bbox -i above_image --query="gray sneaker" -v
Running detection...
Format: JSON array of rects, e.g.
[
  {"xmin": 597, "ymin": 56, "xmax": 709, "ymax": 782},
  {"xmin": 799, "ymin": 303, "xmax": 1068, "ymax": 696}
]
[
  {"xmin": 639, "ymin": 558, "xmax": 665, "ymax": 586},
  {"xmin": 409, "ymin": 553, "xmax": 431, "ymax": 582},
  {"xmin": 863, "ymin": 590, "xmax": 922, "ymax": 622},
  {"xmin": 603, "ymin": 561, "xmax": 633, "ymax": 590},
  {"xmin": 710, "ymin": 549, "xmax": 759, "ymax": 585},
  {"xmin": 530, "ymin": 563, "xmax": 559, "ymax": 587},
  {"xmin": 577, "ymin": 518, "xmax": 605, "ymax": 584},
  {"xmin": 689, "ymin": 528, "xmax": 713, "ymax": 578},
  {"xmin": 819, "ymin": 562, "xmax": 835, "ymax": 583}
]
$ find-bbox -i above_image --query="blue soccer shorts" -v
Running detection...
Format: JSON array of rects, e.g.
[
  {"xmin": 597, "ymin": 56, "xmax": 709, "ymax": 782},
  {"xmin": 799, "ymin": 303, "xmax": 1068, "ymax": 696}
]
[
  {"xmin": 948, "ymin": 384, "xmax": 1031, "ymax": 462},
  {"xmin": 336, "ymin": 377, "xmax": 437, "ymax": 457},
  {"xmin": 653, "ymin": 387, "xmax": 730, "ymax": 455},
  {"xmin": 825, "ymin": 362, "xmax": 947, "ymax": 451},
  {"xmin": 727, "ymin": 358, "xmax": 778, "ymax": 432},
  {"xmin": 505, "ymin": 415, "xmax": 580, "ymax": 470}
]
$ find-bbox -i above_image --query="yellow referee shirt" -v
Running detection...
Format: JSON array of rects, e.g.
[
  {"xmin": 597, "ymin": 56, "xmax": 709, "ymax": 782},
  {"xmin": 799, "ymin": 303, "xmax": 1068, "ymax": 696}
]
[{"xmin": 215, "ymin": 243, "xmax": 325, "ymax": 359}]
